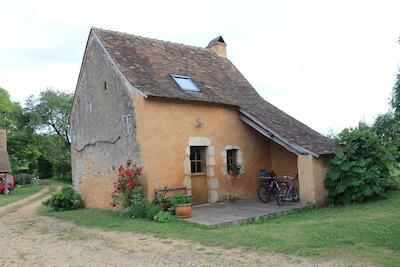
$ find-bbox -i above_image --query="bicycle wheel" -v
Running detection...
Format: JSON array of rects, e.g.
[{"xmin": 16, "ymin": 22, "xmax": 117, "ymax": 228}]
[
  {"xmin": 257, "ymin": 185, "xmax": 271, "ymax": 203},
  {"xmin": 276, "ymin": 190, "xmax": 285, "ymax": 206},
  {"xmin": 291, "ymin": 186, "xmax": 299, "ymax": 202}
]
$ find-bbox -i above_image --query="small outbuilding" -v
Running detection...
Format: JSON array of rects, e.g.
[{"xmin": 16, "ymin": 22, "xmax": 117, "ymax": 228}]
[
  {"xmin": 70, "ymin": 28, "xmax": 339, "ymax": 208},
  {"xmin": 0, "ymin": 130, "xmax": 12, "ymax": 194}
]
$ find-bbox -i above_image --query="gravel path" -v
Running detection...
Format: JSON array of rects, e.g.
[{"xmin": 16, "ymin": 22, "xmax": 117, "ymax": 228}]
[{"xmin": 0, "ymin": 186, "xmax": 371, "ymax": 267}]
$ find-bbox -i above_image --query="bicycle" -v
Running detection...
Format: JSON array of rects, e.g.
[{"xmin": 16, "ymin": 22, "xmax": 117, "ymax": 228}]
[
  {"xmin": 257, "ymin": 176, "xmax": 280, "ymax": 204},
  {"xmin": 275, "ymin": 175, "xmax": 299, "ymax": 206}
]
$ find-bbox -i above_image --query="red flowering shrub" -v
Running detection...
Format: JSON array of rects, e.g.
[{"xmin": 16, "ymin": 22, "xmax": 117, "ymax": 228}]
[{"xmin": 110, "ymin": 160, "xmax": 146, "ymax": 209}]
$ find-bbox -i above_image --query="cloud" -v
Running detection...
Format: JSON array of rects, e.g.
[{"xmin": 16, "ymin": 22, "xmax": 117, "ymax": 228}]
[{"xmin": 1, "ymin": 0, "xmax": 400, "ymax": 134}]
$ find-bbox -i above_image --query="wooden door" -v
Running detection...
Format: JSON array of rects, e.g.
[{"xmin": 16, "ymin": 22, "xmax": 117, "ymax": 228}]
[{"xmin": 190, "ymin": 146, "xmax": 208, "ymax": 204}]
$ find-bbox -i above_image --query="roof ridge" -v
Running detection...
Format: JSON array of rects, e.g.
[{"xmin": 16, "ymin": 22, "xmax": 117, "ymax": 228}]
[{"xmin": 92, "ymin": 27, "xmax": 211, "ymax": 53}]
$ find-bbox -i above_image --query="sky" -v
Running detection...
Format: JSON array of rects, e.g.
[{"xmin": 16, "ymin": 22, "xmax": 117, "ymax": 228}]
[{"xmin": 1, "ymin": 0, "xmax": 400, "ymax": 135}]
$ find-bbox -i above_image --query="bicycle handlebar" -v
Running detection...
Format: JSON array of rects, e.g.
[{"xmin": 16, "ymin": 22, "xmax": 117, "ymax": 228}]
[{"xmin": 259, "ymin": 174, "xmax": 299, "ymax": 180}]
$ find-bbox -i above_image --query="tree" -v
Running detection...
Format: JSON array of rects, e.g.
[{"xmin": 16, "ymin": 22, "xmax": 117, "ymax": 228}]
[
  {"xmin": 372, "ymin": 66, "xmax": 400, "ymax": 155},
  {"xmin": 0, "ymin": 87, "xmax": 74, "ymax": 178},
  {"xmin": 22, "ymin": 88, "xmax": 73, "ymax": 178},
  {"xmin": 372, "ymin": 37, "xmax": 400, "ymax": 156},
  {"xmin": 0, "ymin": 87, "xmax": 40, "ymax": 173},
  {"xmin": 390, "ymin": 69, "xmax": 400, "ymax": 113},
  {"xmin": 373, "ymin": 111, "xmax": 400, "ymax": 145},
  {"xmin": 24, "ymin": 87, "xmax": 73, "ymax": 150},
  {"xmin": 325, "ymin": 37, "xmax": 400, "ymax": 205},
  {"xmin": 7, "ymin": 129, "xmax": 41, "ymax": 173},
  {"xmin": 0, "ymin": 88, "xmax": 13, "ymax": 129},
  {"xmin": 392, "ymin": 36, "xmax": 400, "ymax": 113},
  {"xmin": 39, "ymin": 134, "xmax": 71, "ymax": 178}
]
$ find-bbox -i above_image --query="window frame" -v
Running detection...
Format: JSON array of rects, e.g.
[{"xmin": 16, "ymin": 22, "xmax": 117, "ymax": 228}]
[
  {"xmin": 190, "ymin": 146, "xmax": 206, "ymax": 174},
  {"xmin": 171, "ymin": 75, "xmax": 200, "ymax": 92},
  {"xmin": 226, "ymin": 149, "xmax": 238, "ymax": 172}
]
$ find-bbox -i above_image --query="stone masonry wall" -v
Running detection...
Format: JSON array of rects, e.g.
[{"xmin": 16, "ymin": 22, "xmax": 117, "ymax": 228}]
[{"xmin": 70, "ymin": 34, "xmax": 143, "ymax": 208}]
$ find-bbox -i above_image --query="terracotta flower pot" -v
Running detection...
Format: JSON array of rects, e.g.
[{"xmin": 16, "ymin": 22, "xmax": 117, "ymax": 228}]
[
  {"xmin": 156, "ymin": 203, "xmax": 170, "ymax": 212},
  {"xmin": 175, "ymin": 203, "xmax": 192, "ymax": 218}
]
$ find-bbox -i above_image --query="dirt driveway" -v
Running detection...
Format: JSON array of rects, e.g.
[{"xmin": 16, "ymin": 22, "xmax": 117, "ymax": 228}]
[{"xmin": 0, "ymin": 186, "xmax": 369, "ymax": 267}]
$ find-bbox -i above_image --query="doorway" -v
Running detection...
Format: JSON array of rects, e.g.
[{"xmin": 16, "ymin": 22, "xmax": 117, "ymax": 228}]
[{"xmin": 190, "ymin": 146, "xmax": 208, "ymax": 204}]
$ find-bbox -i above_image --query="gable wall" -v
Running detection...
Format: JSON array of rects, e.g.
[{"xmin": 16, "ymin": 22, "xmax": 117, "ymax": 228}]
[{"xmin": 70, "ymin": 35, "xmax": 144, "ymax": 208}]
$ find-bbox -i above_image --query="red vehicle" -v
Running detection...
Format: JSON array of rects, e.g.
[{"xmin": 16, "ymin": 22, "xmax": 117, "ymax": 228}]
[{"xmin": 0, "ymin": 174, "xmax": 14, "ymax": 194}]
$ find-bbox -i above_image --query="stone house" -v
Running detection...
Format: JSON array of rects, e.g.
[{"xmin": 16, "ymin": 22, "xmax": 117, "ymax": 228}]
[{"xmin": 70, "ymin": 27, "xmax": 339, "ymax": 209}]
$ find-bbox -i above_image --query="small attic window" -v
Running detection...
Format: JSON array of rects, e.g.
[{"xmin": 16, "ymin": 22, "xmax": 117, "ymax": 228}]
[{"xmin": 171, "ymin": 75, "xmax": 200, "ymax": 92}]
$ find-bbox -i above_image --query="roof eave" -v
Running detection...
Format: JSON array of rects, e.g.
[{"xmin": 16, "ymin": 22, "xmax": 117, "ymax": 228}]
[{"xmin": 239, "ymin": 109, "xmax": 319, "ymax": 158}]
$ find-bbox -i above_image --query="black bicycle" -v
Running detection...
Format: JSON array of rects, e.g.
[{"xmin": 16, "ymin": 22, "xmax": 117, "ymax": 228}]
[
  {"xmin": 257, "ymin": 177, "xmax": 279, "ymax": 203},
  {"xmin": 257, "ymin": 175, "xmax": 299, "ymax": 206}
]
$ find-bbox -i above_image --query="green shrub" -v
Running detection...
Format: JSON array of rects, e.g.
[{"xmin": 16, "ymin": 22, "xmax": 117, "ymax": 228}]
[
  {"xmin": 131, "ymin": 203, "xmax": 147, "ymax": 218},
  {"xmin": 42, "ymin": 186, "xmax": 84, "ymax": 211},
  {"xmin": 153, "ymin": 211, "xmax": 172, "ymax": 222},
  {"xmin": 145, "ymin": 204, "xmax": 162, "ymax": 220},
  {"xmin": 325, "ymin": 123, "xmax": 397, "ymax": 205}
]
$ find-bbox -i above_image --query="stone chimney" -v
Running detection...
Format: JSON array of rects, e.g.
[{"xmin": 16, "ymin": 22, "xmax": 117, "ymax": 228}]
[{"xmin": 206, "ymin": 36, "xmax": 227, "ymax": 57}]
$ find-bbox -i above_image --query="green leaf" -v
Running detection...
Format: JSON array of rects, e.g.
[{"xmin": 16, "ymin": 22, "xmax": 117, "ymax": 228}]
[{"xmin": 335, "ymin": 183, "xmax": 347, "ymax": 194}]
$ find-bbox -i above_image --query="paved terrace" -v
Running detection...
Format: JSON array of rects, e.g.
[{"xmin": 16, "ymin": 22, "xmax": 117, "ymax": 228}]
[{"xmin": 183, "ymin": 198, "xmax": 311, "ymax": 227}]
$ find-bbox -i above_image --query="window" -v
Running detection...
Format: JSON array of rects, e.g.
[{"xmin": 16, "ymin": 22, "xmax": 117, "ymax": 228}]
[
  {"xmin": 227, "ymin": 149, "xmax": 238, "ymax": 171},
  {"xmin": 190, "ymin": 147, "xmax": 205, "ymax": 173},
  {"xmin": 171, "ymin": 75, "xmax": 200, "ymax": 92}
]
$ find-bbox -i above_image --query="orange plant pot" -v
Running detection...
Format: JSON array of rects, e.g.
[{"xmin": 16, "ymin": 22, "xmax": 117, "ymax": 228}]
[{"xmin": 175, "ymin": 203, "xmax": 192, "ymax": 218}]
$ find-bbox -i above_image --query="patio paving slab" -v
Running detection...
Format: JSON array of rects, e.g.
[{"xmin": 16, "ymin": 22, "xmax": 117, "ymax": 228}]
[{"xmin": 183, "ymin": 198, "xmax": 311, "ymax": 227}]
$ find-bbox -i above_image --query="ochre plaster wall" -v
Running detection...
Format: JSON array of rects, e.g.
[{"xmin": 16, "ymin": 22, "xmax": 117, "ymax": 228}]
[
  {"xmin": 270, "ymin": 142, "xmax": 298, "ymax": 175},
  {"xmin": 135, "ymin": 98, "xmax": 275, "ymax": 203},
  {"xmin": 298, "ymin": 154, "xmax": 330, "ymax": 207},
  {"xmin": 269, "ymin": 142, "xmax": 299, "ymax": 189}
]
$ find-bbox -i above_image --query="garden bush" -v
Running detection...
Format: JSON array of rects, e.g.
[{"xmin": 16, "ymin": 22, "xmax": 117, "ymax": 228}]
[
  {"xmin": 324, "ymin": 123, "xmax": 398, "ymax": 205},
  {"xmin": 153, "ymin": 211, "xmax": 173, "ymax": 222},
  {"xmin": 131, "ymin": 203, "xmax": 147, "ymax": 218},
  {"xmin": 42, "ymin": 186, "xmax": 83, "ymax": 211},
  {"xmin": 145, "ymin": 204, "xmax": 163, "ymax": 220},
  {"xmin": 110, "ymin": 160, "xmax": 146, "ymax": 209}
]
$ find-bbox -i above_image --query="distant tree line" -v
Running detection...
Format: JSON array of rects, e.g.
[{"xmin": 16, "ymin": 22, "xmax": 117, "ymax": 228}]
[{"xmin": 0, "ymin": 87, "xmax": 72, "ymax": 181}]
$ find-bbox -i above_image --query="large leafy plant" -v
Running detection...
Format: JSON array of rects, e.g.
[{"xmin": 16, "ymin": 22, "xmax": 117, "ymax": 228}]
[
  {"xmin": 324, "ymin": 123, "xmax": 398, "ymax": 205},
  {"xmin": 110, "ymin": 160, "xmax": 146, "ymax": 209}
]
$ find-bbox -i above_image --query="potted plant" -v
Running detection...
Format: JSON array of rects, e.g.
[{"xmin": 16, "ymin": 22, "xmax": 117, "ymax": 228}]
[
  {"xmin": 153, "ymin": 186, "xmax": 170, "ymax": 211},
  {"xmin": 259, "ymin": 168, "xmax": 267, "ymax": 177},
  {"xmin": 170, "ymin": 192, "xmax": 192, "ymax": 218},
  {"xmin": 228, "ymin": 164, "xmax": 241, "ymax": 177}
]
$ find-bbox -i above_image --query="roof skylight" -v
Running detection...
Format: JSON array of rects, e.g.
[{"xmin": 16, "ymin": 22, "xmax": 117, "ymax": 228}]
[{"xmin": 171, "ymin": 75, "xmax": 200, "ymax": 92}]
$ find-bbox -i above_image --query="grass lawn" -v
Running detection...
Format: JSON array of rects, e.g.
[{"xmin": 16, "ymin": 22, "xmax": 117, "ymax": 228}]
[
  {"xmin": 39, "ymin": 190, "xmax": 400, "ymax": 267},
  {"xmin": 0, "ymin": 184, "xmax": 44, "ymax": 206}
]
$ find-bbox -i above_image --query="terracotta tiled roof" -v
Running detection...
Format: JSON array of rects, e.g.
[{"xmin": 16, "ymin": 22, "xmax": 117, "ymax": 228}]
[{"xmin": 92, "ymin": 28, "xmax": 339, "ymax": 156}]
